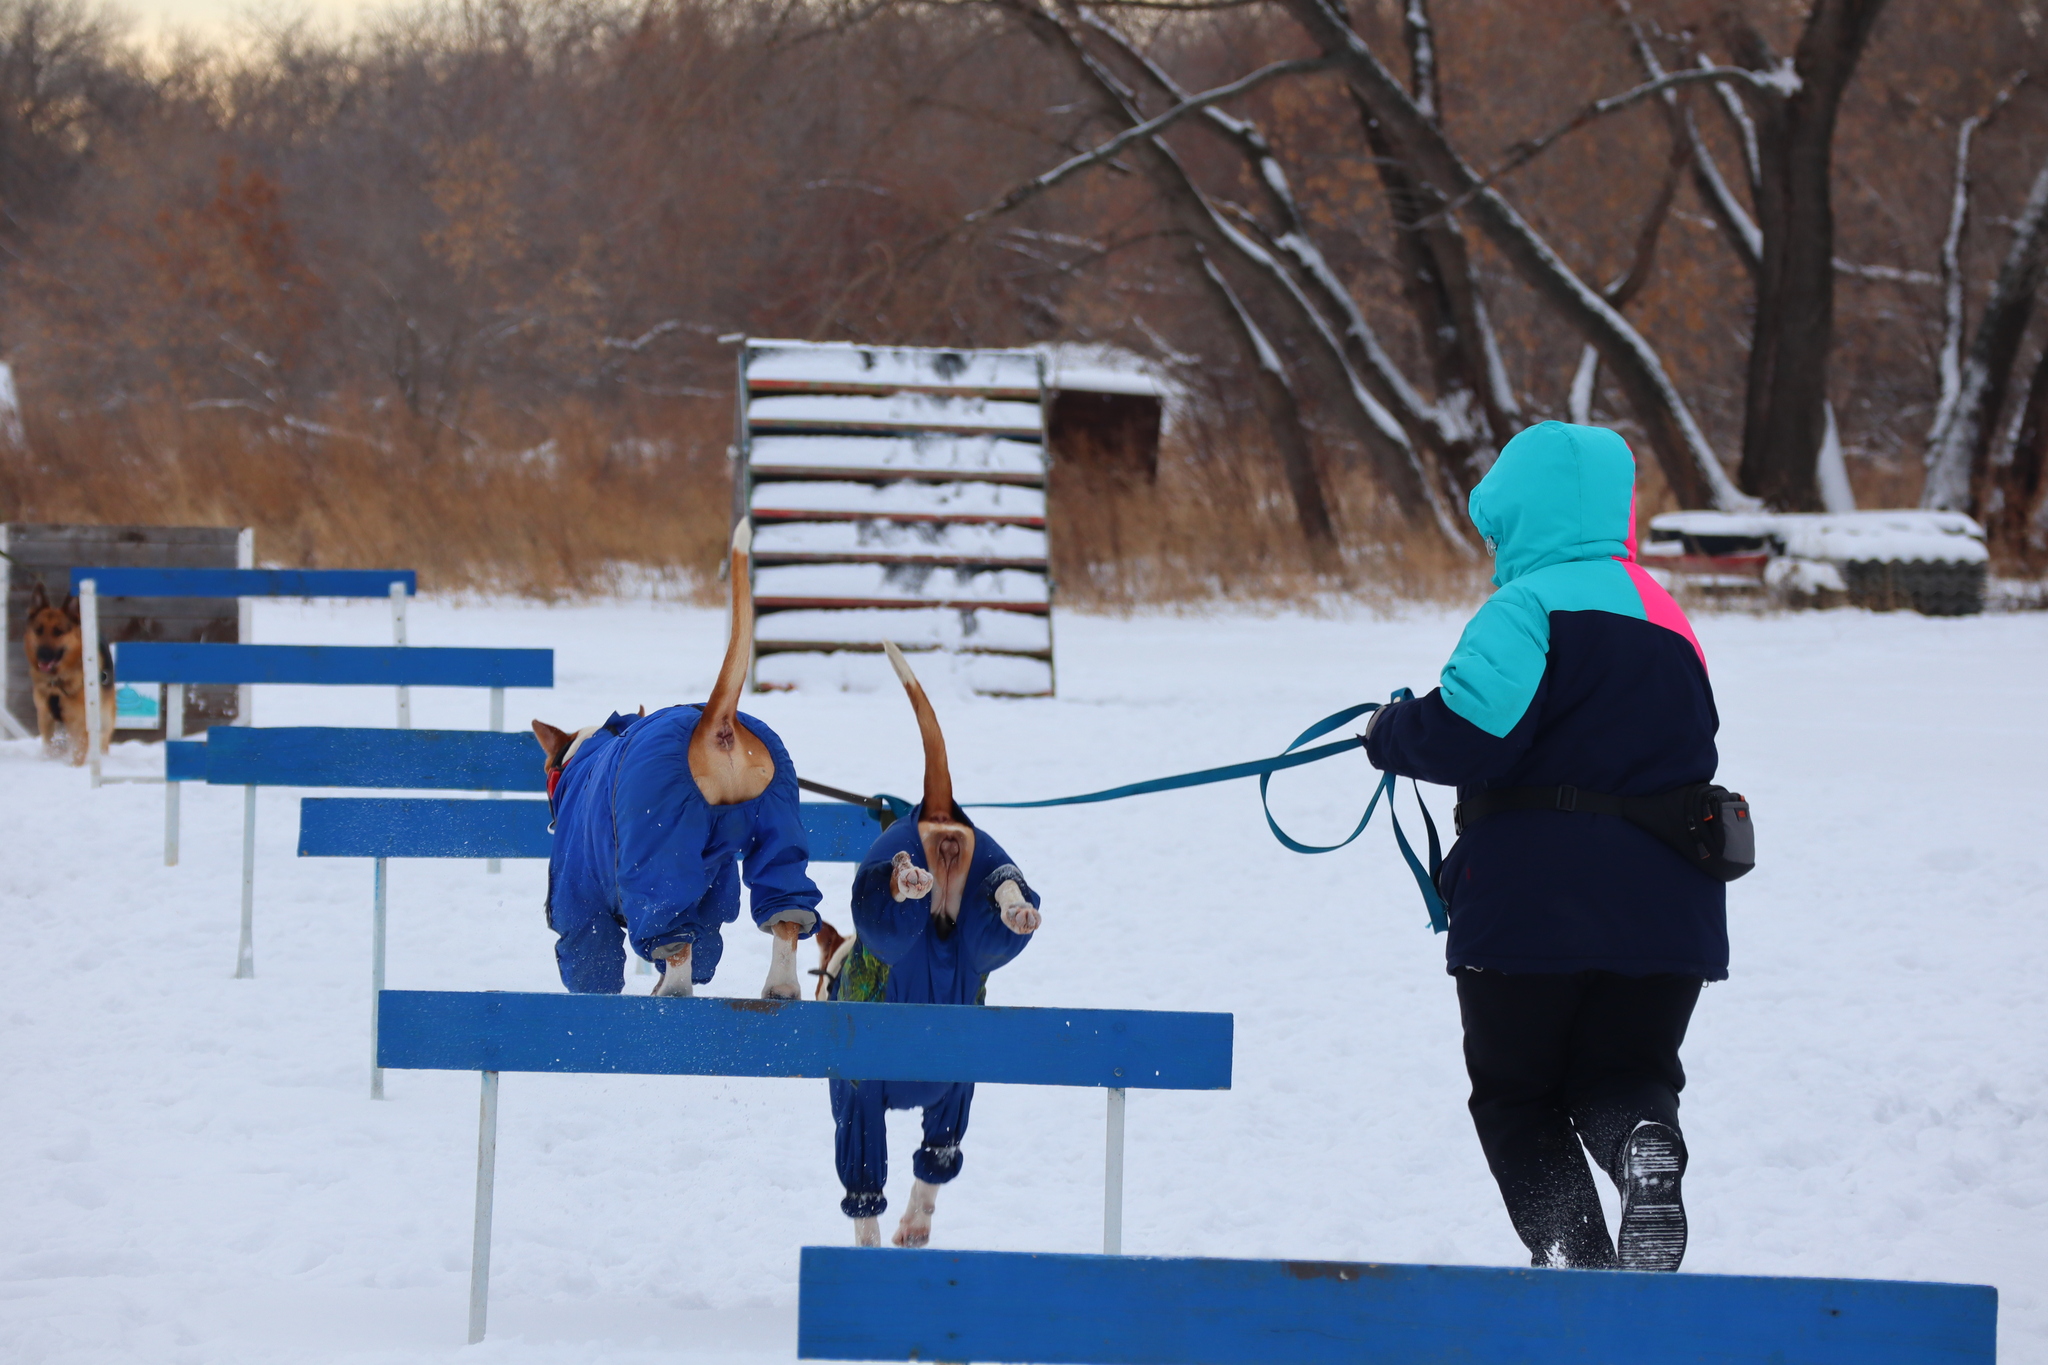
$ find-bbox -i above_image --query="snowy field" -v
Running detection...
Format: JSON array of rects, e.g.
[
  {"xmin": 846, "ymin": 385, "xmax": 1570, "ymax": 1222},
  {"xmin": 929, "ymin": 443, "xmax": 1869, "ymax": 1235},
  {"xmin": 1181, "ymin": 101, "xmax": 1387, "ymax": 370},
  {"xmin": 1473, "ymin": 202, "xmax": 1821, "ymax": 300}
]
[{"xmin": 2, "ymin": 595, "xmax": 2044, "ymax": 1363}]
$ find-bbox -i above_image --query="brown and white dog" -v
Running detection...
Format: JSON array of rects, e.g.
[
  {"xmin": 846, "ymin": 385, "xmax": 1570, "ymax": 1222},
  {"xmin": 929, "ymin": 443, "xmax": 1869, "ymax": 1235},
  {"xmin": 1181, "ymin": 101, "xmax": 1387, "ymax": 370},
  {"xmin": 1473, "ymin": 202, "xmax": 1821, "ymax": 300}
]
[
  {"xmin": 530, "ymin": 521, "xmax": 815, "ymax": 999},
  {"xmin": 22, "ymin": 582, "xmax": 113, "ymax": 765},
  {"xmin": 814, "ymin": 642, "xmax": 1043, "ymax": 1249}
]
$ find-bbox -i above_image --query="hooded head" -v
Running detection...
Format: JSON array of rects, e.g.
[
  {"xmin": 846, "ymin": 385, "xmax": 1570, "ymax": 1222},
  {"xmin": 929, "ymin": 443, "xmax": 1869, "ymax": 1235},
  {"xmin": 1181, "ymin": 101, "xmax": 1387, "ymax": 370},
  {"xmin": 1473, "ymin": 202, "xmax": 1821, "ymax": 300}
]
[
  {"xmin": 882, "ymin": 640, "xmax": 975, "ymax": 924},
  {"xmin": 1468, "ymin": 421, "xmax": 1637, "ymax": 588}
]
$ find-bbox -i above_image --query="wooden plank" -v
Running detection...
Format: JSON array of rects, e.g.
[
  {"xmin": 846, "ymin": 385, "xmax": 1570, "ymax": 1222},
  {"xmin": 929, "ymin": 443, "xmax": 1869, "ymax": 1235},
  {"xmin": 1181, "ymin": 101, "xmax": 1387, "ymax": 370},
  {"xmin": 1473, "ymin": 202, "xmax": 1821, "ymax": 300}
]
[
  {"xmin": 378, "ymin": 991, "xmax": 1234, "ymax": 1089},
  {"xmin": 754, "ymin": 552, "xmax": 1050, "ymax": 572},
  {"xmin": 205, "ymin": 727, "xmax": 545, "ymax": 791},
  {"xmin": 113, "ymin": 643, "xmax": 553, "ymax": 688},
  {"xmin": 748, "ymin": 466, "xmax": 1045, "ymax": 489},
  {"xmin": 751, "ymin": 508, "xmax": 1047, "ymax": 530},
  {"xmin": 743, "ymin": 342, "xmax": 1041, "ymax": 398},
  {"xmin": 72, "ymin": 568, "xmax": 417, "ymax": 598},
  {"xmin": 757, "ymin": 597, "xmax": 1051, "ymax": 616},
  {"xmin": 755, "ymin": 641, "xmax": 1054, "ymax": 662},
  {"xmin": 748, "ymin": 379, "xmax": 1039, "ymax": 400},
  {"xmin": 796, "ymin": 1249, "xmax": 1999, "ymax": 1365}
]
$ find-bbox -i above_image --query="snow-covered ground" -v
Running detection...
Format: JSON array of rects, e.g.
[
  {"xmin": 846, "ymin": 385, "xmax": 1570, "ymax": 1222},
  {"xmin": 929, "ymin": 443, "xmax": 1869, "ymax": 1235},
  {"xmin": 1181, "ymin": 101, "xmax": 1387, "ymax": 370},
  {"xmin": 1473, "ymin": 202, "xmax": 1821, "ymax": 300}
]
[{"xmin": 2, "ymin": 597, "xmax": 2043, "ymax": 1363}]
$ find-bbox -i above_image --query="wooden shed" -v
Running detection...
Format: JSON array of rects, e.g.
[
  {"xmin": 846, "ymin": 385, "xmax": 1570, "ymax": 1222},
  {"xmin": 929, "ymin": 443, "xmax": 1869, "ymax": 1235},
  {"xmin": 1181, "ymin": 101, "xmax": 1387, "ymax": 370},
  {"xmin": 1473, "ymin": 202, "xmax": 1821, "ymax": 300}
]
[{"xmin": 2, "ymin": 524, "xmax": 248, "ymax": 738}]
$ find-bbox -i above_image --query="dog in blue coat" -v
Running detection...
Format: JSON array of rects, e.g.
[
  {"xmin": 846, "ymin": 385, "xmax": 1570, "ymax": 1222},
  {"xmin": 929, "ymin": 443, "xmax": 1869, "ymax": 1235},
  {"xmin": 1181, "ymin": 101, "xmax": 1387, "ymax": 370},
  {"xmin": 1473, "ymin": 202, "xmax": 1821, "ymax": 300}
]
[
  {"xmin": 813, "ymin": 641, "xmax": 1042, "ymax": 1248},
  {"xmin": 531, "ymin": 522, "xmax": 821, "ymax": 997}
]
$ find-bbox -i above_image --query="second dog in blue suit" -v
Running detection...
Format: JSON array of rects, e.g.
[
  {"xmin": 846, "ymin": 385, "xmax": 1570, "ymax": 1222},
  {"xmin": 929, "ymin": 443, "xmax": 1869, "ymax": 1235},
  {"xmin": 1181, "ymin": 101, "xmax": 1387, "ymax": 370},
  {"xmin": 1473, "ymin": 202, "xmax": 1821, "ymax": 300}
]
[{"xmin": 818, "ymin": 641, "xmax": 1042, "ymax": 1248}]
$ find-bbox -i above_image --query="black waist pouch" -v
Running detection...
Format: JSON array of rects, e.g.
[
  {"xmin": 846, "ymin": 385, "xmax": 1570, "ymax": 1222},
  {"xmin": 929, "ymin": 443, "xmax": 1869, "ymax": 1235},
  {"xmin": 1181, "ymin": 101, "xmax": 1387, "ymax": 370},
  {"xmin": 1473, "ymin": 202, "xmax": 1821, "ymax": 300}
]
[{"xmin": 1455, "ymin": 782, "xmax": 1754, "ymax": 882}]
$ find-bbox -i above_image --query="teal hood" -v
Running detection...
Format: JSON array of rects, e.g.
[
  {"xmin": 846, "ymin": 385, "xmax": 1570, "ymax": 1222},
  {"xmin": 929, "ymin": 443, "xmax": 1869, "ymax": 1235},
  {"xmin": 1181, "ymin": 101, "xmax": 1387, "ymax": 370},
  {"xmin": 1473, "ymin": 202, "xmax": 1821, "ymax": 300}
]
[{"xmin": 1468, "ymin": 421, "xmax": 1636, "ymax": 588}]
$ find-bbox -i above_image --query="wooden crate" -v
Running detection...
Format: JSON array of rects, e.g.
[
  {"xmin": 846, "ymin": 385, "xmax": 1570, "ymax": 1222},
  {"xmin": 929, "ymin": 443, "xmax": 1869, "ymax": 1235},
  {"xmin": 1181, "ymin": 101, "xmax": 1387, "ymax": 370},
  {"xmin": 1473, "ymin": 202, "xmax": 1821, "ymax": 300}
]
[{"xmin": 2, "ymin": 524, "xmax": 247, "ymax": 738}]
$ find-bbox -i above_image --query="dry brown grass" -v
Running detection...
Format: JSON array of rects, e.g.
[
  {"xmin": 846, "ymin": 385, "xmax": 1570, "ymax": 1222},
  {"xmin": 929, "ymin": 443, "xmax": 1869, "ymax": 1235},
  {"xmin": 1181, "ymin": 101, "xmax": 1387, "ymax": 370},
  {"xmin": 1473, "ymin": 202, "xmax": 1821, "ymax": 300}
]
[
  {"xmin": 1, "ymin": 395, "xmax": 736, "ymax": 599},
  {"xmin": 0, "ymin": 396, "xmax": 1490, "ymax": 609}
]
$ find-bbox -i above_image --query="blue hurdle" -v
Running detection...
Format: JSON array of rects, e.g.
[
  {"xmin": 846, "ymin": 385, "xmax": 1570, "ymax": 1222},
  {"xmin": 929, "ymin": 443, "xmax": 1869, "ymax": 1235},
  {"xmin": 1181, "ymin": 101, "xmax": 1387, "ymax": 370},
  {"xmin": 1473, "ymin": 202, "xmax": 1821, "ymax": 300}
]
[
  {"xmin": 157, "ymin": 721, "xmax": 551, "ymax": 979},
  {"xmin": 796, "ymin": 1248, "xmax": 1997, "ymax": 1365},
  {"xmin": 297, "ymin": 793, "xmax": 892, "ymax": 1097},
  {"xmin": 72, "ymin": 566, "xmax": 418, "ymax": 792},
  {"xmin": 378, "ymin": 989, "xmax": 1233, "ymax": 1343}
]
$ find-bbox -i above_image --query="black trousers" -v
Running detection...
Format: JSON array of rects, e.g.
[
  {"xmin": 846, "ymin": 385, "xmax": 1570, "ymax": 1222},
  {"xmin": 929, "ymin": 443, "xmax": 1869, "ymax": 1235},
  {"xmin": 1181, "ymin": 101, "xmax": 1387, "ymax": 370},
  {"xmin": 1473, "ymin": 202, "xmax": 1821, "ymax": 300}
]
[{"xmin": 1455, "ymin": 968, "xmax": 1702, "ymax": 1268}]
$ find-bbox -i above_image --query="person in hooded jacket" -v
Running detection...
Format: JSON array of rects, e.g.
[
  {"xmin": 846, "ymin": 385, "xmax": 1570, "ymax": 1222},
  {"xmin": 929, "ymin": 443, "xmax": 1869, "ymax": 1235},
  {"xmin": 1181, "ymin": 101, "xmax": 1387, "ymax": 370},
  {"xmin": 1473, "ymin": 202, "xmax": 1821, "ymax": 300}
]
[{"xmin": 1364, "ymin": 420, "xmax": 1726, "ymax": 1273}]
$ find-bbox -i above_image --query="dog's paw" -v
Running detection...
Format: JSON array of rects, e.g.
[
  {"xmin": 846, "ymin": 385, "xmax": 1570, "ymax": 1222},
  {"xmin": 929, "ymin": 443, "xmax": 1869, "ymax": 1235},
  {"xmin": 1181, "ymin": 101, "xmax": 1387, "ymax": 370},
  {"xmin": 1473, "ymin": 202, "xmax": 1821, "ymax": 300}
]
[
  {"xmin": 994, "ymin": 879, "xmax": 1040, "ymax": 934},
  {"xmin": 761, "ymin": 981, "xmax": 801, "ymax": 1001},
  {"xmin": 890, "ymin": 850, "xmax": 935, "ymax": 903}
]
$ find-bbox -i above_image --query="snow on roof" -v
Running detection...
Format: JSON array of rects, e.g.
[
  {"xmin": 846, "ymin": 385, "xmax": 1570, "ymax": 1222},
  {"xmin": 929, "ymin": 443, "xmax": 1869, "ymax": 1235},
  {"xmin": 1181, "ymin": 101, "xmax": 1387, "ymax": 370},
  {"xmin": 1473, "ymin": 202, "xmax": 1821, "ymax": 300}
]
[
  {"xmin": 744, "ymin": 340, "xmax": 1041, "ymax": 395},
  {"xmin": 1037, "ymin": 343, "xmax": 1177, "ymax": 399},
  {"xmin": 1650, "ymin": 509, "xmax": 1988, "ymax": 564}
]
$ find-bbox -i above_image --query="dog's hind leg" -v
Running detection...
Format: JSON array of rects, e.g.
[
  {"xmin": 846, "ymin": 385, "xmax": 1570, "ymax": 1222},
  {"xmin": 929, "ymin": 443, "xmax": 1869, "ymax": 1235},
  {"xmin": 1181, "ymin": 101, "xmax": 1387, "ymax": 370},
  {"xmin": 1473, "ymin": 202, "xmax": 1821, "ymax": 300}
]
[
  {"xmin": 762, "ymin": 920, "xmax": 802, "ymax": 1000},
  {"xmin": 891, "ymin": 1180, "xmax": 940, "ymax": 1248},
  {"xmin": 853, "ymin": 1217, "xmax": 881, "ymax": 1248},
  {"xmin": 652, "ymin": 942, "xmax": 694, "ymax": 997}
]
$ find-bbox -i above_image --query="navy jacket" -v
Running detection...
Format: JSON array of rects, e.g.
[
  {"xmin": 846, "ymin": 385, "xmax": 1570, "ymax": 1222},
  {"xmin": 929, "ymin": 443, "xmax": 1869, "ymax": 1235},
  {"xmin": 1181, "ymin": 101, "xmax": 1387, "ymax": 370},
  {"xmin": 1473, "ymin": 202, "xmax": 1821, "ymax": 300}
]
[{"xmin": 1366, "ymin": 423, "xmax": 1729, "ymax": 980}]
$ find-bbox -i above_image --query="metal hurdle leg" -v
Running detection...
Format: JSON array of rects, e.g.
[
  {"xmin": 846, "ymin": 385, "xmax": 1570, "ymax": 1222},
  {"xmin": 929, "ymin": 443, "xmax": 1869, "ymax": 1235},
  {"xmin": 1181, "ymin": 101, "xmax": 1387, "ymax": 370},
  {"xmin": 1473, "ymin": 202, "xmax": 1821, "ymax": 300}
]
[
  {"xmin": 236, "ymin": 785, "xmax": 257, "ymax": 978},
  {"xmin": 370, "ymin": 858, "xmax": 387, "ymax": 1100},
  {"xmin": 391, "ymin": 582, "xmax": 411, "ymax": 729},
  {"xmin": 1104, "ymin": 1087, "xmax": 1126, "ymax": 1255},
  {"xmin": 80, "ymin": 579, "xmax": 103, "ymax": 788},
  {"xmin": 235, "ymin": 528, "xmax": 254, "ymax": 729},
  {"xmin": 469, "ymin": 1069, "xmax": 500, "ymax": 1345},
  {"xmin": 486, "ymin": 686, "xmax": 504, "ymax": 875},
  {"xmin": 164, "ymin": 684, "xmax": 184, "ymax": 866}
]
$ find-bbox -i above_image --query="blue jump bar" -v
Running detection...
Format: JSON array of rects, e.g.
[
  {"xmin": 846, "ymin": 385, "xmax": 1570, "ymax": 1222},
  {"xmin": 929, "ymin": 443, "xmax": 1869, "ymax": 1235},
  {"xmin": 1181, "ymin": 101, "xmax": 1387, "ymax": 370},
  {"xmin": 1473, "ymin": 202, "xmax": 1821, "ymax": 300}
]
[
  {"xmin": 297, "ymin": 795, "xmax": 886, "ymax": 861},
  {"xmin": 796, "ymin": 1248, "xmax": 1998, "ymax": 1365},
  {"xmin": 72, "ymin": 567, "xmax": 417, "ymax": 598},
  {"xmin": 300, "ymin": 797, "xmax": 554, "ymax": 858},
  {"xmin": 114, "ymin": 643, "xmax": 552, "ymax": 688},
  {"xmin": 207, "ymin": 727, "xmax": 543, "ymax": 790},
  {"xmin": 378, "ymin": 991, "xmax": 1234, "ymax": 1090}
]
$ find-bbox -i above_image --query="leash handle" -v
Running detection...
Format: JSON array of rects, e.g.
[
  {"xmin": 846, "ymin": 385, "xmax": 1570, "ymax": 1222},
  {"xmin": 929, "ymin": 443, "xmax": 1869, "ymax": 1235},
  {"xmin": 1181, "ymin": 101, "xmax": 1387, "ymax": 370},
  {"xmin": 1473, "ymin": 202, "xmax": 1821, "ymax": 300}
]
[{"xmin": 1256, "ymin": 700, "xmax": 1388, "ymax": 854}]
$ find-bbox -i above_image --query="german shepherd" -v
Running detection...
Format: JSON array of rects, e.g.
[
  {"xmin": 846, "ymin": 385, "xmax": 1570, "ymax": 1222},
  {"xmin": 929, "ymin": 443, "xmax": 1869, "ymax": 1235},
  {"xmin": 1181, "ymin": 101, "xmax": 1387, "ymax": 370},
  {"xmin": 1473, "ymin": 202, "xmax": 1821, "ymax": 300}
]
[{"xmin": 22, "ymin": 582, "xmax": 114, "ymax": 764}]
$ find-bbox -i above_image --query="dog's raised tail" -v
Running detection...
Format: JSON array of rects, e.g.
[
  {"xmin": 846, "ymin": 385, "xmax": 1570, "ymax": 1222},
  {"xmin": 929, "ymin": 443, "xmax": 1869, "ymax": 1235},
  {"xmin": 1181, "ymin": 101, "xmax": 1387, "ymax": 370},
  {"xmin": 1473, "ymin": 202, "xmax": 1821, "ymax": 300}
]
[
  {"xmin": 705, "ymin": 519, "xmax": 755, "ymax": 719},
  {"xmin": 882, "ymin": 640, "xmax": 955, "ymax": 821}
]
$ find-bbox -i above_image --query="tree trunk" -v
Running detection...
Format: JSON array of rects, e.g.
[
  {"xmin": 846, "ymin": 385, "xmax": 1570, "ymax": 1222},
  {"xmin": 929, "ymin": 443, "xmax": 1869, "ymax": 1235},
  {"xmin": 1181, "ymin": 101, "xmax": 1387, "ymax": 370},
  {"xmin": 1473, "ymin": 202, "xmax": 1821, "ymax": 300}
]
[
  {"xmin": 1989, "ymin": 343, "xmax": 2048, "ymax": 558},
  {"xmin": 1921, "ymin": 140, "xmax": 2048, "ymax": 516},
  {"xmin": 1196, "ymin": 251, "xmax": 1338, "ymax": 553},
  {"xmin": 1276, "ymin": 0, "xmax": 1749, "ymax": 509},
  {"xmin": 996, "ymin": 0, "xmax": 1354, "ymax": 550},
  {"xmin": 1729, "ymin": 0, "xmax": 1890, "ymax": 510},
  {"xmin": 1004, "ymin": 0, "xmax": 1457, "ymax": 541}
]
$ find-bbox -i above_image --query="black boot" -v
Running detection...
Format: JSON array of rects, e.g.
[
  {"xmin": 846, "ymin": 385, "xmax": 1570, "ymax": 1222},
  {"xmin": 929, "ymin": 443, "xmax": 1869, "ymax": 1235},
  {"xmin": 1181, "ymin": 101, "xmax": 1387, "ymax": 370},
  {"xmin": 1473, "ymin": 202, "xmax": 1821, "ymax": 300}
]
[{"xmin": 1616, "ymin": 1121, "xmax": 1687, "ymax": 1272}]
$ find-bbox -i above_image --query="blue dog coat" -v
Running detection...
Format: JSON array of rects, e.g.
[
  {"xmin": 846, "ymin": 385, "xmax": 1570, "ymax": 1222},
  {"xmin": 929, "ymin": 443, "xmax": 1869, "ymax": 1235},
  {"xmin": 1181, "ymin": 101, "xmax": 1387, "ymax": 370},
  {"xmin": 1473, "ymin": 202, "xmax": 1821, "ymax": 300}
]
[
  {"xmin": 827, "ymin": 804, "xmax": 1038, "ymax": 1217},
  {"xmin": 545, "ymin": 705, "xmax": 821, "ymax": 994}
]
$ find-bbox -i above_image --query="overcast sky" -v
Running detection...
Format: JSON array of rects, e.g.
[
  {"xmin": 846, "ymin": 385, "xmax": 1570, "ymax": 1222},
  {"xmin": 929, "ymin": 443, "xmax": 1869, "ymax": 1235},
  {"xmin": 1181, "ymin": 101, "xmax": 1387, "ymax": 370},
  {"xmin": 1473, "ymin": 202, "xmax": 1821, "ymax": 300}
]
[{"xmin": 128, "ymin": 0, "xmax": 395, "ymax": 52}]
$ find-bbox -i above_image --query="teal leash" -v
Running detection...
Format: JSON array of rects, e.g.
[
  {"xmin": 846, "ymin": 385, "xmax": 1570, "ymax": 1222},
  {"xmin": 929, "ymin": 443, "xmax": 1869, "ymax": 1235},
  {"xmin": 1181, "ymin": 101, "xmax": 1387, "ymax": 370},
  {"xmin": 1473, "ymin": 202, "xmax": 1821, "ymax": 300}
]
[{"xmin": 965, "ymin": 690, "xmax": 1451, "ymax": 934}]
